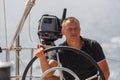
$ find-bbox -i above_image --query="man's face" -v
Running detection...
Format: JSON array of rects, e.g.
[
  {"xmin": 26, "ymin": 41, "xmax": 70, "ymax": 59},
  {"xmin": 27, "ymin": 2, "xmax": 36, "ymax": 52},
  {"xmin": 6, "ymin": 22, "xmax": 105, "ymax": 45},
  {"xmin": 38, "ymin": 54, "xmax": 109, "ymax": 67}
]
[{"xmin": 62, "ymin": 20, "xmax": 80, "ymax": 41}]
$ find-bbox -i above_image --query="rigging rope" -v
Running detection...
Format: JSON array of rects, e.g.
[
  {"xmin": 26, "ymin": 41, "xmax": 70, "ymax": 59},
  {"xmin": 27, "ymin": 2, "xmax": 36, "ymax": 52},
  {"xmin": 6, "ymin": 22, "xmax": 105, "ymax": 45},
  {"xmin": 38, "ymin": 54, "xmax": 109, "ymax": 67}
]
[
  {"xmin": 28, "ymin": 13, "xmax": 41, "ymax": 47},
  {"xmin": 2, "ymin": 0, "xmax": 30, "ymax": 68}
]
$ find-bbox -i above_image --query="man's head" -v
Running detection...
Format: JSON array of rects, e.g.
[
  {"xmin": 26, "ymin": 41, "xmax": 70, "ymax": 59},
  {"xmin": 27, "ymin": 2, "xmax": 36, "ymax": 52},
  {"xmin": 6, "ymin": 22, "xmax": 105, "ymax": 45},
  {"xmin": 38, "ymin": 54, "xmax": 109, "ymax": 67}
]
[{"xmin": 61, "ymin": 17, "xmax": 81, "ymax": 41}]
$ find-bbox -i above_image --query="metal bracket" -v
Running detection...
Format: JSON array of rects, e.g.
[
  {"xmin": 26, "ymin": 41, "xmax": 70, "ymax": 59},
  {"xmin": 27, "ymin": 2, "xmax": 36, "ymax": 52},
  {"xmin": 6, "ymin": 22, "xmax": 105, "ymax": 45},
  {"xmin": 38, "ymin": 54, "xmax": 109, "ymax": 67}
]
[{"xmin": 0, "ymin": 47, "xmax": 2, "ymax": 53}]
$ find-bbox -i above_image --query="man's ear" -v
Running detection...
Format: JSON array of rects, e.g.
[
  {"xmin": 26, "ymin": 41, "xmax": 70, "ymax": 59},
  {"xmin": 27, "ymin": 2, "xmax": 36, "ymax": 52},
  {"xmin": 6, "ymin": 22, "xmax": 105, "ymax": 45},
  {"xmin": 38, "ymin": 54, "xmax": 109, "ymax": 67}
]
[{"xmin": 61, "ymin": 29, "xmax": 65, "ymax": 35}]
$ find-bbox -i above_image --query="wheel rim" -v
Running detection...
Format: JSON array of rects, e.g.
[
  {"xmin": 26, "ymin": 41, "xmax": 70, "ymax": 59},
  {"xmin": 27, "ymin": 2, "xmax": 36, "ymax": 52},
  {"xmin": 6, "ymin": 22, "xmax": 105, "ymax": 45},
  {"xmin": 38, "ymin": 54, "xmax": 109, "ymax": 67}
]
[
  {"xmin": 40, "ymin": 67, "xmax": 80, "ymax": 80},
  {"xmin": 22, "ymin": 46, "xmax": 105, "ymax": 80}
]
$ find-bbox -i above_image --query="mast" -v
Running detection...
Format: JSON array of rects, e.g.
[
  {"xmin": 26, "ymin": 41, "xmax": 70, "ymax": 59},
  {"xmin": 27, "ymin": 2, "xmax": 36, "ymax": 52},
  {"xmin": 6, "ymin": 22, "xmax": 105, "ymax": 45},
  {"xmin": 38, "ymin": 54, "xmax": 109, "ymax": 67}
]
[{"xmin": 15, "ymin": 36, "xmax": 20, "ymax": 80}]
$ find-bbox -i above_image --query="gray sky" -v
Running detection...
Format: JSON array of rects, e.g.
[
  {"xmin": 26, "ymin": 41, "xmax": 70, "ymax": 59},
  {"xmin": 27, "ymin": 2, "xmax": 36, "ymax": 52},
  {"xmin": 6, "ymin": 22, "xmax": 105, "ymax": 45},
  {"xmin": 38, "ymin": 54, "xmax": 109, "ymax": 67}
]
[
  {"xmin": 0, "ymin": 0, "xmax": 120, "ymax": 79},
  {"xmin": 0, "ymin": 0, "xmax": 120, "ymax": 47}
]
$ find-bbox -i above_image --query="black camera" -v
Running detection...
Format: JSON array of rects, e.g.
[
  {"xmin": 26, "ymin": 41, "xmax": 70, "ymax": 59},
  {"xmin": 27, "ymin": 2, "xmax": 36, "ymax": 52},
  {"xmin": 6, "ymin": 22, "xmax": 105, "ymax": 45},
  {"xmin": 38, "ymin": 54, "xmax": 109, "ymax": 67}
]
[
  {"xmin": 38, "ymin": 15, "xmax": 62, "ymax": 42},
  {"xmin": 37, "ymin": 9, "xmax": 67, "ymax": 45}
]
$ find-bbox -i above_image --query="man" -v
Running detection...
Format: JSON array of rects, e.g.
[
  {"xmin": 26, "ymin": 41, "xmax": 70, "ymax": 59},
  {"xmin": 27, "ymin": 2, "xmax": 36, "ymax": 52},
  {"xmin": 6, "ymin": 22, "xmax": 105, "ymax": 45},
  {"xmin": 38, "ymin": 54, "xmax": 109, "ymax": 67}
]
[{"xmin": 35, "ymin": 17, "xmax": 110, "ymax": 80}]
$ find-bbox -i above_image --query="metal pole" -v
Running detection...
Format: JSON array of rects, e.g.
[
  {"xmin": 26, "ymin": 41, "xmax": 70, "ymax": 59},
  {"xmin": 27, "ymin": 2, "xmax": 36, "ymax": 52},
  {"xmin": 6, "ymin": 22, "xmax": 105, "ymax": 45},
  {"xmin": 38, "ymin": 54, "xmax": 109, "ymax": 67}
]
[
  {"xmin": 6, "ymin": 49, "xmax": 10, "ymax": 62},
  {"xmin": 30, "ymin": 49, "xmax": 34, "ymax": 80},
  {"xmin": 10, "ymin": 0, "xmax": 36, "ymax": 49},
  {"xmin": 16, "ymin": 36, "xmax": 20, "ymax": 80}
]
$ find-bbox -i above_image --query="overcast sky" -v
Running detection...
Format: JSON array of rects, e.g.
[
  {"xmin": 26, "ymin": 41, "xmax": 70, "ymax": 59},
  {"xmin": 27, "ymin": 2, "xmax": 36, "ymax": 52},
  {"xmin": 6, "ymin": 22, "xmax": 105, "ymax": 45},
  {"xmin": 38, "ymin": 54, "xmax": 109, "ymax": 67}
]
[
  {"xmin": 0, "ymin": 1, "xmax": 120, "ymax": 79},
  {"xmin": 0, "ymin": 0, "xmax": 120, "ymax": 47}
]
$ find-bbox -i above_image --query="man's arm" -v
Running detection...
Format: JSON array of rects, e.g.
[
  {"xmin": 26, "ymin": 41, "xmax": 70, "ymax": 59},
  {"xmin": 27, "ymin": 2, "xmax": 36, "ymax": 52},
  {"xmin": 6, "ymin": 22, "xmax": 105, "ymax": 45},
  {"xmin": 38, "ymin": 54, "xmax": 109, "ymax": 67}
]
[
  {"xmin": 34, "ymin": 48, "xmax": 58, "ymax": 78},
  {"xmin": 98, "ymin": 59, "xmax": 110, "ymax": 80}
]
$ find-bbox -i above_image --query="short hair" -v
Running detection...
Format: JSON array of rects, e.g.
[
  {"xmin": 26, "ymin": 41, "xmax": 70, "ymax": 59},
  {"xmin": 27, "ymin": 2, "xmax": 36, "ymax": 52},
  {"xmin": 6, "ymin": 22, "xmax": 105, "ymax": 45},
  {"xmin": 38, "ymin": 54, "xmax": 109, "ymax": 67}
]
[{"xmin": 62, "ymin": 17, "xmax": 80, "ymax": 27}]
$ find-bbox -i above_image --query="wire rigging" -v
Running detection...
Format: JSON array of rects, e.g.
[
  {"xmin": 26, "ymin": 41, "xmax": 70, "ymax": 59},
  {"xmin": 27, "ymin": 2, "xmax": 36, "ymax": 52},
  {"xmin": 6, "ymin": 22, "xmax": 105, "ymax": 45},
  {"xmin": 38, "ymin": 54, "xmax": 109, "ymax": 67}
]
[
  {"xmin": 2, "ymin": 0, "xmax": 28, "ymax": 68},
  {"xmin": 28, "ymin": 13, "xmax": 40, "ymax": 46}
]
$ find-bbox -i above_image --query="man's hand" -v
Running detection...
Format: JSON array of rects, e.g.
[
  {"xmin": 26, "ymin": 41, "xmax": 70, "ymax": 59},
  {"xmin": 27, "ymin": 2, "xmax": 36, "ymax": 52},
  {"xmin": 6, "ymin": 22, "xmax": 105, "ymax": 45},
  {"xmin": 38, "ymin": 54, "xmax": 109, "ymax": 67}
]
[{"xmin": 34, "ymin": 47, "xmax": 47, "ymax": 58}]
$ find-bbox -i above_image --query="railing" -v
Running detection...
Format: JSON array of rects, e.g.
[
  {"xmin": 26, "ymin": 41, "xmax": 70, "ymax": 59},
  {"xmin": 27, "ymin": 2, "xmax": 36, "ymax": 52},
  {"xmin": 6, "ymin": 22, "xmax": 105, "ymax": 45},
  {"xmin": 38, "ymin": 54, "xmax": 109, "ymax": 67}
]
[{"xmin": 1, "ymin": 47, "xmax": 38, "ymax": 80}]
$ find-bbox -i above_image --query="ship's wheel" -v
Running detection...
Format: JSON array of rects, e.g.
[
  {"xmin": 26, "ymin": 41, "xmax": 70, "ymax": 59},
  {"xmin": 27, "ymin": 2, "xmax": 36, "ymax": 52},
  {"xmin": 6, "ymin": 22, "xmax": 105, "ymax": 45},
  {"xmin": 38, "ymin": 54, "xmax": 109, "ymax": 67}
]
[{"xmin": 22, "ymin": 46, "xmax": 105, "ymax": 80}]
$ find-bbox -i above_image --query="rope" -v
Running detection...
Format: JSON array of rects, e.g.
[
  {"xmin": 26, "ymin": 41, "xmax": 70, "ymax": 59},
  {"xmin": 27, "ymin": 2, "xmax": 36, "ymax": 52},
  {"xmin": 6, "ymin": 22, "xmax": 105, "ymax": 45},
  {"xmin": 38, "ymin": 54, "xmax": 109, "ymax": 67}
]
[
  {"xmin": 28, "ymin": 13, "xmax": 34, "ymax": 44},
  {"xmin": 28, "ymin": 13, "xmax": 41, "ymax": 47},
  {"xmin": 2, "ymin": 0, "xmax": 34, "ymax": 69}
]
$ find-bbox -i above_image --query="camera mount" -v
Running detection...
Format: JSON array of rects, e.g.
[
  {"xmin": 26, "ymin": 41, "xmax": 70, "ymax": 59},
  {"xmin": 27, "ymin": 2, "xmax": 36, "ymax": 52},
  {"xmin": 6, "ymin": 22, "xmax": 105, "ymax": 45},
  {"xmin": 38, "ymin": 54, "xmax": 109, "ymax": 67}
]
[{"xmin": 37, "ymin": 8, "xmax": 67, "ymax": 45}]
